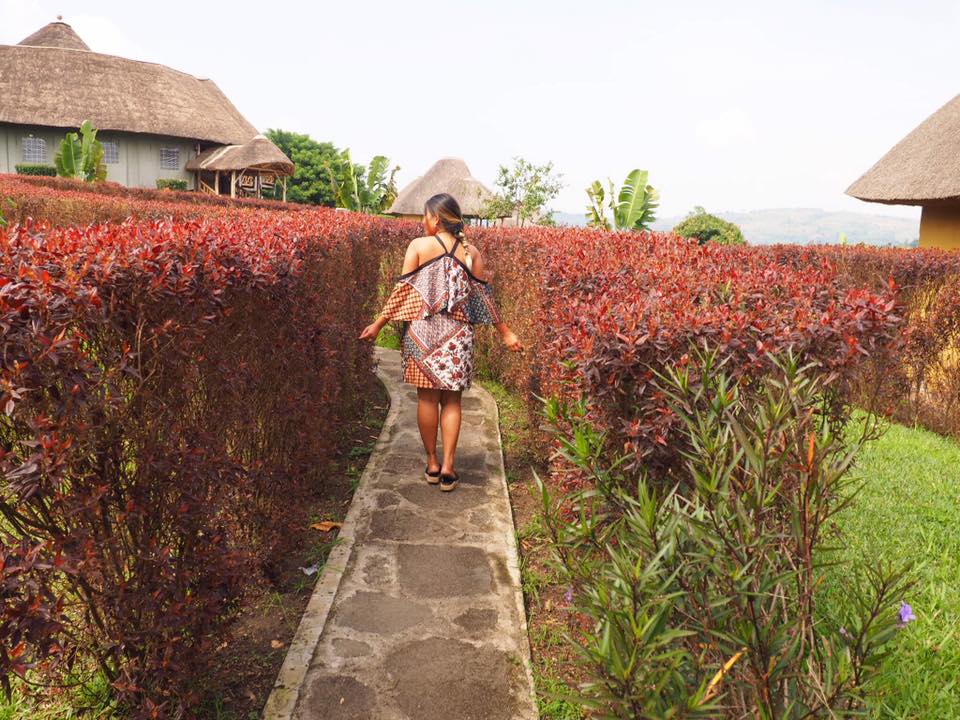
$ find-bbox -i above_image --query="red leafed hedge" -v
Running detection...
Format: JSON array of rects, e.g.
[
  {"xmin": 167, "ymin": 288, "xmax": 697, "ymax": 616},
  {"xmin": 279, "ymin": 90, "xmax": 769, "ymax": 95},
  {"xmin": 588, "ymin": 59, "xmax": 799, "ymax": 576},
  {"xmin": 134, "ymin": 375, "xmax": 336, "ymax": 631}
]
[
  {"xmin": 0, "ymin": 208, "xmax": 412, "ymax": 715},
  {"xmin": 759, "ymin": 244, "xmax": 960, "ymax": 438},
  {"xmin": 539, "ymin": 235, "xmax": 902, "ymax": 473},
  {"xmin": 0, "ymin": 173, "xmax": 308, "ymax": 227}
]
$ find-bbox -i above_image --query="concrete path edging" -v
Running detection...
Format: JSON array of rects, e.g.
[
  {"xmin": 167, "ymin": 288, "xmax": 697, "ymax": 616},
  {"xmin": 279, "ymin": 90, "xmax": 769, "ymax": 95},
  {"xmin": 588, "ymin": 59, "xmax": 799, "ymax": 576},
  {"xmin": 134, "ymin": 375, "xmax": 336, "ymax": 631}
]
[{"xmin": 262, "ymin": 346, "xmax": 539, "ymax": 720}]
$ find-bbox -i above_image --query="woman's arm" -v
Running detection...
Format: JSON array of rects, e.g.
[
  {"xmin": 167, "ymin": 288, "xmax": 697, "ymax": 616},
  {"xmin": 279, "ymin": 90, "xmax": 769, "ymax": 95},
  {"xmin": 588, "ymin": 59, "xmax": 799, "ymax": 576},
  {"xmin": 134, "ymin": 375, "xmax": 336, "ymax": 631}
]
[
  {"xmin": 467, "ymin": 247, "xmax": 523, "ymax": 353},
  {"xmin": 358, "ymin": 240, "xmax": 421, "ymax": 340}
]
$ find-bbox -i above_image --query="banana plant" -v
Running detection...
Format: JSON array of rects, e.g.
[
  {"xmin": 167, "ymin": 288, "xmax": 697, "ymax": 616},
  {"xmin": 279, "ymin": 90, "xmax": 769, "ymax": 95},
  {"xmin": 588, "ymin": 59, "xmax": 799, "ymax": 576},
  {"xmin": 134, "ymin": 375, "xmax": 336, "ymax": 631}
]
[
  {"xmin": 585, "ymin": 179, "xmax": 614, "ymax": 230},
  {"xmin": 329, "ymin": 150, "xmax": 399, "ymax": 214},
  {"xmin": 585, "ymin": 169, "xmax": 659, "ymax": 232},
  {"xmin": 55, "ymin": 120, "xmax": 106, "ymax": 182}
]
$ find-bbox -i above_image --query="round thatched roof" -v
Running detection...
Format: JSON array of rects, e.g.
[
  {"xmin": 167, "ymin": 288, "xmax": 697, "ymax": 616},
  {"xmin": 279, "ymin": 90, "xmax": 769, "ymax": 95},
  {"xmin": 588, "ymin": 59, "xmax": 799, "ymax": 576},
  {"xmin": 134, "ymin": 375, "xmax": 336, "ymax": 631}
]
[
  {"xmin": 388, "ymin": 158, "xmax": 502, "ymax": 217},
  {"xmin": 1, "ymin": 21, "xmax": 259, "ymax": 146},
  {"xmin": 847, "ymin": 94, "xmax": 960, "ymax": 205},
  {"xmin": 18, "ymin": 21, "xmax": 90, "ymax": 51},
  {"xmin": 186, "ymin": 135, "xmax": 294, "ymax": 175}
]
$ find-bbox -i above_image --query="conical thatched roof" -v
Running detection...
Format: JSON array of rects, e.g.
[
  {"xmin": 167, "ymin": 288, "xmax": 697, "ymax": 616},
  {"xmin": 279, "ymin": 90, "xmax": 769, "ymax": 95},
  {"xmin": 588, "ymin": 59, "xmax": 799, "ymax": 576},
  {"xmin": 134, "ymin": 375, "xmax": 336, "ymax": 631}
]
[
  {"xmin": 18, "ymin": 21, "xmax": 90, "ymax": 51},
  {"xmin": 0, "ymin": 22, "xmax": 258, "ymax": 146},
  {"xmin": 847, "ymin": 95, "xmax": 960, "ymax": 205},
  {"xmin": 388, "ymin": 158, "xmax": 502, "ymax": 217},
  {"xmin": 186, "ymin": 135, "xmax": 294, "ymax": 175}
]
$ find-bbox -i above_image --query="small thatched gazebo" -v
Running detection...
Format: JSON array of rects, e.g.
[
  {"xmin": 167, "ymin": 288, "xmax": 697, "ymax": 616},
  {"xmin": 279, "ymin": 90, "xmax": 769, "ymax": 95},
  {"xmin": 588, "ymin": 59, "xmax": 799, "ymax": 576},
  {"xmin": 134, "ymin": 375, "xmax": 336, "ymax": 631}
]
[
  {"xmin": 847, "ymin": 94, "xmax": 960, "ymax": 249},
  {"xmin": 388, "ymin": 158, "xmax": 505, "ymax": 223},
  {"xmin": 186, "ymin": 135, "xmax": 294, "ymax": 199}
]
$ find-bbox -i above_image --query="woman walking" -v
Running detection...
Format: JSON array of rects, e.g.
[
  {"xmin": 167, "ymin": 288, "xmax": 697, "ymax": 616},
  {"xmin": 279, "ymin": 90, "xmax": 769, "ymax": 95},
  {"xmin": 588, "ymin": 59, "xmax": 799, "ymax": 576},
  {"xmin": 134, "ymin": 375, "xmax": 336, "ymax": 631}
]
[{"xmin": 359, "ymin": 193, "xmax": 523, "ymax": 491}]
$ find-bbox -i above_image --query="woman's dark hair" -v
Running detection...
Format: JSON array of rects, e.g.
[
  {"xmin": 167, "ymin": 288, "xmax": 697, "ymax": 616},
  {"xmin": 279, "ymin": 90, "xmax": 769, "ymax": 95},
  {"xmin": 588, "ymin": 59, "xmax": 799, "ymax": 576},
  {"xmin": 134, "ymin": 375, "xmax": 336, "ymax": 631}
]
[{"xmin": 424, "ymin": 193, "xmax": 466, "ymax": 239}]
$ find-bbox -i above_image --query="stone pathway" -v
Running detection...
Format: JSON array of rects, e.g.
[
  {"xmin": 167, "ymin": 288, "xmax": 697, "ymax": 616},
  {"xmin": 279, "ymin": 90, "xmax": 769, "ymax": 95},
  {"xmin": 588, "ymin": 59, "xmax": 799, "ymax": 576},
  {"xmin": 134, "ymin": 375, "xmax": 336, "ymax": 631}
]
[{"xmin": 262, "ymin": 347, "xmax": 538, "ymax": 720}]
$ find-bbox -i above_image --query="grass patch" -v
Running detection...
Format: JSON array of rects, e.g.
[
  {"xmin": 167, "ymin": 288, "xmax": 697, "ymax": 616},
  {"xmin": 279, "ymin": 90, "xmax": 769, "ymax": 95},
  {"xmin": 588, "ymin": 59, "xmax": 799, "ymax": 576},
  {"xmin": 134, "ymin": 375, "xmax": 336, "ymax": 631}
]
[
  {"xmin": 476, "ymin": 378, "xmax": 533, "ymax": 471},
  {"xmin": 822, "ymin": 419, "xmax": 960, "ymax": 718},
  {"xmin": 375, "ymin": 321, "xmax": 401, "ymax": 350}
]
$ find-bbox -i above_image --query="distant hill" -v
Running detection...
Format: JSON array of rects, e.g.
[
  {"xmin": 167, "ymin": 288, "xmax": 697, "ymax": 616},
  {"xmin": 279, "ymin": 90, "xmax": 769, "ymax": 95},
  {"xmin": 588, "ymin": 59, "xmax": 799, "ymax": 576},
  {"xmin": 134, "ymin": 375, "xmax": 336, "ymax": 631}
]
[{"xmin": 552, "ymin": 208, "xmax": 919, "ymax": 247}]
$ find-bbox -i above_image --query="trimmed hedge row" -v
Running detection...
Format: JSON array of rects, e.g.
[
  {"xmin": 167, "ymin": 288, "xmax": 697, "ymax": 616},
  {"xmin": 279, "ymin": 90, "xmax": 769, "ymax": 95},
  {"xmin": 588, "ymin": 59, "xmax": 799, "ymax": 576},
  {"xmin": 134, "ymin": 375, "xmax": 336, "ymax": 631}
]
[
  {"xmin": 0, "ymin": 208, "xmax": 413, "ymax": 715},
  {"xmin": 404, "ymin": 228, "xmax": 902, "ymax": 477},
  {"xmin": 0, "ymin": 174, "xmax": 308, "ymax": 226},
  {"xmin": 760, "ymin": 244, "xmax": 960, "ymax": 438},
  {"xmin": 13, "ymin": 165, "xmax": 57, "ymax": 177}
]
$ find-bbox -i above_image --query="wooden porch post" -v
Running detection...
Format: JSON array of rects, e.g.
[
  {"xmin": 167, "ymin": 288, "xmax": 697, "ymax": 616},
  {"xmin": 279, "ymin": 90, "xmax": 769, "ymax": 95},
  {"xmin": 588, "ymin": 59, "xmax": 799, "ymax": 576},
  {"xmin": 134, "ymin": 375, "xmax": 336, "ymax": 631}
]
[
  {"xmin": 230, "ymin": 171, "xmax": 236, "ymax": 199},
  {"xmin": 215, "ymin": 170, "xmax": 220, "ymax": 196},
  {"xmin": 282, "ymin": 177, "xmax": 288, "ymax": 203}
]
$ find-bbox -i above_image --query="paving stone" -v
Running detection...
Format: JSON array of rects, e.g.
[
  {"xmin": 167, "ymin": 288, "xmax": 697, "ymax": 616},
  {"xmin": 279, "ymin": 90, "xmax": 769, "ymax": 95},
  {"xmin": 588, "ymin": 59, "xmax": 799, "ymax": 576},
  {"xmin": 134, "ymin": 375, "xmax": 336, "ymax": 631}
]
[
  {"xmin": 375, "ymin": 490, "xmax": 402, "ymax": 508},
  {"xmin": 293, "ymin": 674, "xmax": 376, "ymax": 720},
  {"xmin": 454, "ymin": 607, "xmax": 499, "ymax": 634},
  {"xmin": 366, "ymin": 506, "xmax": 455, "ymax": 542},
  {"xmin": 331, "ymin": 637, "xmax": 372, "ymax": 658},
  {"xmin": 398, "ymin": 482, "xmax": 487, "ymax": 510},
  {"xmin": 361, "ymin": 554, "xmax": 392, "ymax": 587},
  {"xmin": 385, "ymin": 637, "xmax": 519, "ymax": 720},
  {"xmin": 397, "ymin": 544, "xmax": 493, "ymax": 597},
  {"xmin": 331, "ymin": 591, "xmax": 433, "ymax": 635}
]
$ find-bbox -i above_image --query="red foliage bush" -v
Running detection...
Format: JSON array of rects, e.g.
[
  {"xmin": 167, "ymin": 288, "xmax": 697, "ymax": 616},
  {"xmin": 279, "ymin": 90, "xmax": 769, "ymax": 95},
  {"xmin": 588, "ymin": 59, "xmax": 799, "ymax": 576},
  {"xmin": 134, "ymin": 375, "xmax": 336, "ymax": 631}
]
[
  {"xmin": 0, "ymin": 208, "xmax": 411, "ymax": 715},
  {"xmin": 537, "ymin": 234, "xmax": 902, "ymax": 473},
  {"xmin": 758, "ymin": 244, "xmax": 960, "ymax": 437},
  {"xmin": 0, "ymin": 173, "xmax": 309, "ymax": 228}
]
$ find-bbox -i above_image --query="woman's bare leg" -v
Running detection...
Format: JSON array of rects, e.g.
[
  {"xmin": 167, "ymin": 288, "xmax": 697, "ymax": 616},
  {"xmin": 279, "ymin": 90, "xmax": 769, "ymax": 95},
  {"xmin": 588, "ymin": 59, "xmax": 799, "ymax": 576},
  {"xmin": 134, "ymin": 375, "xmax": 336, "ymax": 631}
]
[
  {"xmin": 416, "ymin": 388, "xmax": 442, "ymax": 472},
  {"xmin": 439, "ymin": 389, "xmax": 462, "ymax": 475}
]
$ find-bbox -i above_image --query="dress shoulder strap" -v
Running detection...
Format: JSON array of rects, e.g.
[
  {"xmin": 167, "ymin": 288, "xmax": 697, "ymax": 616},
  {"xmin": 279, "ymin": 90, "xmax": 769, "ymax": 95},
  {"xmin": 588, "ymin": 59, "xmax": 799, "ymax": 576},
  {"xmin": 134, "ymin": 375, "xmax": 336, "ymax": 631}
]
[{"xmin": 434, "ymin": 234, "xmax": 449, "ymax": 253}]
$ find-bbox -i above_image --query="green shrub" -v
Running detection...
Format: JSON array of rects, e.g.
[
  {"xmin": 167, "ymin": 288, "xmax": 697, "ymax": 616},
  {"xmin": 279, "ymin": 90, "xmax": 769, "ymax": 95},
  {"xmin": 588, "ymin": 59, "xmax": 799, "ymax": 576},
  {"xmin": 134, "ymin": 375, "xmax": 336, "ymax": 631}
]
[
  {"xmin": 673, "ymin": 206, "xmax": 745, "ymax": 245},
  {"xmin": 156, "ymin": 178, "xmax": 189, "ymax": 191},
  {"xmin": 535, "ymin": 349, "xmax": 914, "ymax": 718},
  {"xmin": 14, "ymin": 163, "xmax": 57, "ymax": 177}
]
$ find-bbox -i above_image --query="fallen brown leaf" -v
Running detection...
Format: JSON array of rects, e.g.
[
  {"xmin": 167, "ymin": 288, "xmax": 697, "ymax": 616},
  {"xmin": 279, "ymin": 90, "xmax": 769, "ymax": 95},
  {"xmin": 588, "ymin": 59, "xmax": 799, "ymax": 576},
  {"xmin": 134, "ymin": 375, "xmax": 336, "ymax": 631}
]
[
  {"xmin": 270, "ymin": 639, "xmax": 284, "ymax": 649},
  {"xmin": 310, "ymin": 520, "xmax": 343, "ymax": 532}
]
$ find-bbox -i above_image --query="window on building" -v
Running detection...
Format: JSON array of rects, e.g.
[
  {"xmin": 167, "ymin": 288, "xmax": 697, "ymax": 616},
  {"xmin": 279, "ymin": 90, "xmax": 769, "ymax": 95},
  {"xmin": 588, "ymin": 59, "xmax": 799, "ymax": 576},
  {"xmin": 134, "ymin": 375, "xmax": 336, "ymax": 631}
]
[
  {"xmin": 159, "ymin": 146, "xmax": 180, "ymax": 170},
  {"xmin": 22, "ymin": 136, "xmax": 47, "ymax": 164},
  {"xmin": 102, "ymin": 140, "xmax": 119, "ymax": 165}
]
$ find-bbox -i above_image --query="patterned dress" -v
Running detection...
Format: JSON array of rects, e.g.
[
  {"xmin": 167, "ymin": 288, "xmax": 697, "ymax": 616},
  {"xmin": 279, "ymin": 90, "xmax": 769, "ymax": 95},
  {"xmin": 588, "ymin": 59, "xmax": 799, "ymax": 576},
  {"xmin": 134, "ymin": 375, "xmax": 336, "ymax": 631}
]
[{"xmin": 378, "ymin": 236, "xmax": 502, "ymax": 390}]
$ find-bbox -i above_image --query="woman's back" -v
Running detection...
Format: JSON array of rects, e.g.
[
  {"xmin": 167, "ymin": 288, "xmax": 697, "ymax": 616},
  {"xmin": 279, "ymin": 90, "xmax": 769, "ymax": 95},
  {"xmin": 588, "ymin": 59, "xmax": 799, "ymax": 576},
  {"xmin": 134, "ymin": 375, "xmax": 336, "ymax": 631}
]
[{"xmin": 416, "ymin": 233, "xmax": 472, "ymax": 270}]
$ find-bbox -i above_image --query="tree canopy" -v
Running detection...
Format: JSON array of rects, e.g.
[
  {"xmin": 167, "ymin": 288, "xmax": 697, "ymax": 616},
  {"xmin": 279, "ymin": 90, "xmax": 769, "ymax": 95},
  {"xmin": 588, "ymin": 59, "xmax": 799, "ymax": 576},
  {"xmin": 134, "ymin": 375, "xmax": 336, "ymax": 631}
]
[
  {"xmin": 264, "ymin": 129, "xmax": 398, "ymax": 212},
  {"xmin": 482, "ymin": 157, "xmax": 564, "ymax": 227},
  {"xmin": 672, "ymin": 207, "xmax": 746, "ymax": 245}
]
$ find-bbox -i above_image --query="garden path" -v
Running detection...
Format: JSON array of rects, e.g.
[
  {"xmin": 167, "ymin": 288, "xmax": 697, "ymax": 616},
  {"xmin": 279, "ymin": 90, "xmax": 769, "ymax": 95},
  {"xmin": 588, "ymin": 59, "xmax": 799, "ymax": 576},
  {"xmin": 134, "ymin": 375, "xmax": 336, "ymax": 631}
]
[{"xmin": 262, "ymin": 346, "xmax": 538, "ymax": 720}]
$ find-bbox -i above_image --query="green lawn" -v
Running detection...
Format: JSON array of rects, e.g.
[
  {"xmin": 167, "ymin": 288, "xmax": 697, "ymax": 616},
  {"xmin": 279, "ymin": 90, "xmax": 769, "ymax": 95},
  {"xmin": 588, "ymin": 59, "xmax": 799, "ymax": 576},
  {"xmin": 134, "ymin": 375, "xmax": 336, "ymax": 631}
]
[{"xmin": 826, "ymin": 420, "xmax": 960, "ymax": 718}]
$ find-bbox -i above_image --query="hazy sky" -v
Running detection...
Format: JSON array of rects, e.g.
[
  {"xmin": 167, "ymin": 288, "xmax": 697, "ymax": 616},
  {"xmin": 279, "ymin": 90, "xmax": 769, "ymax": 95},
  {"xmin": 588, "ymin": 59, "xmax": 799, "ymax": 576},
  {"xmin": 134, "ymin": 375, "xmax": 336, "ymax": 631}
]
[{"xmin": 3, "ymin": 0, "xmax": 957, "ymax": 221}]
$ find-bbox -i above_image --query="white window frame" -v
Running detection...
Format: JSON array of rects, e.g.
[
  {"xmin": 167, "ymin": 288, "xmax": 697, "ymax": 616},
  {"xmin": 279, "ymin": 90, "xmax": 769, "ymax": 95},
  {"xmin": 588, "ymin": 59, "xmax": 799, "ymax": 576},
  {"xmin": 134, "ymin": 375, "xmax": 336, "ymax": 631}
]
[
  {"xmin": 102, "ymin": 140, "xmax": 120, "ymax": 165},
  {"xmin": 21, "ymin": 136, "xmax": 47, "ymax": 164},
  {"xmin": 159, "ymin": 146, "xmax": 180, "ymax": 170}
]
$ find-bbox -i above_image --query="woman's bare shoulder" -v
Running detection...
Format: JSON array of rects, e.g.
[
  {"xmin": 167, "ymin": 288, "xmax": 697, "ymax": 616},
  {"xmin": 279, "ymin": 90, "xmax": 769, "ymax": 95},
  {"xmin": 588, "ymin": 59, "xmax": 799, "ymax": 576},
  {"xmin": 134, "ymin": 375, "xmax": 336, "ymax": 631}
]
[{"xmin": 408, "ymin": 235, "xmax": 438, "ymax": 249}]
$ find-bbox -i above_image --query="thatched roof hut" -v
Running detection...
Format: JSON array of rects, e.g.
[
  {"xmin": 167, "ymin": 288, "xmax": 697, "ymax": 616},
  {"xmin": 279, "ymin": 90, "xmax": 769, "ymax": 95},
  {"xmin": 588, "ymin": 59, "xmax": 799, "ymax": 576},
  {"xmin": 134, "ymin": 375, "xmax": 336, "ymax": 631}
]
[
  {"xmin": 388, "ymin": 158, "xmax": 503, "ymax": 219},
  {"xmin": 846, "ymin": 95, "xmax": 960, "ymax": 205},
  {"xmin": 0, "ymin": 22, "xmax": 258, "ymax": 146},
  {"xmin": 1, "ymin": 19, "xmax": 293, "ymax": 199},
  {"xmin": 186, "ymin": 135, "xmax": 294, "ymax": 175}
]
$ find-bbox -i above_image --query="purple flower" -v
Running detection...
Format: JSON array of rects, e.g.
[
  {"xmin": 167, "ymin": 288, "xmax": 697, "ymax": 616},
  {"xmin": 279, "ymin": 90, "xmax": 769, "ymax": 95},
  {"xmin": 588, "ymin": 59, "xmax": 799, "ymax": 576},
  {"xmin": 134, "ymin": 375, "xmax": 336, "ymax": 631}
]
[
  {"xmin": 563, "ymin": 586, "xmax": 574, "ymax": 604},
  {"xmin": 897, "ymin": 601, "xmax": 916, "ymax": 627}
]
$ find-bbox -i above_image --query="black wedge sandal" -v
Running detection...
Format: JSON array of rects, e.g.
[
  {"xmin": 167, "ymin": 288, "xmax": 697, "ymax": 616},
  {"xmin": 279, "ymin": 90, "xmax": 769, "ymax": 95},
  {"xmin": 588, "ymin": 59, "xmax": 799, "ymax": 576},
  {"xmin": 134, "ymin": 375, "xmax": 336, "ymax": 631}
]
[
  {"xmin": 439, "ymin": 470, "xmax": 459, "ymax": 492},
  {"xmin": 424, "ymin": 464, "xmax": 441, "ymax": 485}
]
